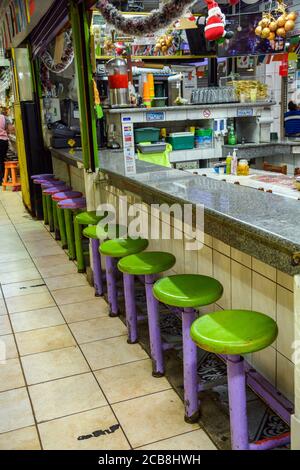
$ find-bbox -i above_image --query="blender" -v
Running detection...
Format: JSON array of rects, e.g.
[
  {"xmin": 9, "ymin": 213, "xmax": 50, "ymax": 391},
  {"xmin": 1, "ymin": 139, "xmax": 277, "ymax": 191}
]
[{"xmin": 106, "ymin": 58, "xmax": 130, "ymax": 108}]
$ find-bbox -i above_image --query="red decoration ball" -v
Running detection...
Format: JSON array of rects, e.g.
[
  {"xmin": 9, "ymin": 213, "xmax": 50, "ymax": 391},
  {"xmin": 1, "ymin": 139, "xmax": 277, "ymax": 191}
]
[{"xmin": 229, "ymin": 0, "xmax": 240, "ymax": 5}]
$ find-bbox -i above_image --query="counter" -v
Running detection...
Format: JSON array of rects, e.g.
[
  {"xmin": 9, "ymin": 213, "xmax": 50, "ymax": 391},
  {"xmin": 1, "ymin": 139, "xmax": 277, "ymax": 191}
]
[{"xmin": 51, "ymin": 146, "xmax": 300, "ymax": 448}]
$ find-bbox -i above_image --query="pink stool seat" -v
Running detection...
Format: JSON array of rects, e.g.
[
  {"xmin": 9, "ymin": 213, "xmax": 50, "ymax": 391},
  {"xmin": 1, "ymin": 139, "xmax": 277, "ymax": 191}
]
[
  {"xmin": 31, "ymin": 174, "xmax": 54, "ymax": 180},
  {"xmin": 43, "ymin": 186, "xmax": 70, "ymax": 196},
  {"xmin": 33, "ymin": 178, "xmax": 59, "ymax": 185},
  {"xmin": 52, "ymin": 191, "xmax": 83, "ymax": 202},
  {"xmin": 41, "ymin": 181, "xmax": 67, "ymax": 189},
  {"xmin": 58, "ymin": 198, "xmax": 86, "ymax": 210}
]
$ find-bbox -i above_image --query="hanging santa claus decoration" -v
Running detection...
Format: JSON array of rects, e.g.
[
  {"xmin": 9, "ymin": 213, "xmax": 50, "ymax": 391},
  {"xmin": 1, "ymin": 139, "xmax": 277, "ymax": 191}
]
[{"xmin": 204, "ymin": 0, "xmax": 234, "ymax": 42}]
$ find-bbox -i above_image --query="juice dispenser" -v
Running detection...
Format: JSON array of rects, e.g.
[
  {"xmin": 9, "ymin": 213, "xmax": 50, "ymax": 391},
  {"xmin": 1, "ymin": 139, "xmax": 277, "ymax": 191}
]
[{"xmin": 106, "ymin": 58, "xmax": 130, "ymax": 108}]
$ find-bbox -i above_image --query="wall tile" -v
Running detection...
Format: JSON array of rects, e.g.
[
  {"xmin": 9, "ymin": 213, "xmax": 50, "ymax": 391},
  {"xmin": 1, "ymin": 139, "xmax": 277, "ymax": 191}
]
[
  {"xmin": 231, "ymin": 248, "xmax": 251, "ymax": 269},
  {"xmin": 277, "ymin": 270, "xmax": 294, "ymax": 292},
  {"xmin": 252, "ymin": 346, "xmax": 276, "ymax": 386},
  {"xmin": 213, "ymin": 251, "xmax": 231, "ymax": 310},
  {"xmin": 252, "ymin": 258, "xmax": 276, "ymax": 282},
  {"xmin": 252, "ymin": 272, "xmax": 276, "ymax": 320},
  {"xmin": 198, "ymin": 245, "xmax": 213, "ymax": 277},
  {"xmin": 277, "ymin": 353, "xmax": 295, "ymax": 403},
  {"xmin": 231, "ymin": 261, "xmax": 252, "ymax": 310},
  {"xmin": 277, "ymin": 285, "xmax": 294, "ymax": 362},
  {"xmin": 212, "ymin": 238, "xmax": 230, "ymax": 257}
]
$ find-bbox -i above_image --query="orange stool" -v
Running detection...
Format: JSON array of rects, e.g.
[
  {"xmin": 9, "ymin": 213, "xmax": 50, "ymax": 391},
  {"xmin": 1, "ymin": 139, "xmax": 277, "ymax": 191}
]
[{"xmin": 2, "ymin": 161, "xmax": 20, "ymax": 191}]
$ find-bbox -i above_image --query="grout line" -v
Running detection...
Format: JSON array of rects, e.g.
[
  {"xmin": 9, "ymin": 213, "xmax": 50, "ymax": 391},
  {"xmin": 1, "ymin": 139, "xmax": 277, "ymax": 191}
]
[
  {"xmin": 133, "ymin": 427, "xmax": 212, "ymax": 450},
  {"xmin": 0, "ymin": 203, "xmax": 135, "ymax": 450}
]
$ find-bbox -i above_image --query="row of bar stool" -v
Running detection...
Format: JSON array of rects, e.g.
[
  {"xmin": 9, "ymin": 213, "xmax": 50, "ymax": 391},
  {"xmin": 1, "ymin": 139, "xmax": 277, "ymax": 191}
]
[{"xmin": 30, "ymin": 174, "xmax": 289, "ymax": 450}]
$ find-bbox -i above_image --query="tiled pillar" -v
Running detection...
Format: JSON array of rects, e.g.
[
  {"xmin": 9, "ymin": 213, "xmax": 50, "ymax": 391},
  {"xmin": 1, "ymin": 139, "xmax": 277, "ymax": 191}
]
[{"xmin": 291, "ymin": 274, "xmax": 300, "ymax": 450}]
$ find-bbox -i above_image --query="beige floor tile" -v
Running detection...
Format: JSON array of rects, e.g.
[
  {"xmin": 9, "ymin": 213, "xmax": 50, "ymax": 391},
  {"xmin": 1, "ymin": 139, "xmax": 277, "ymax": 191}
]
[
  {"xmin": 0, "ymin": 299, "xmax": 8, "ymax": 316},
  {"xmin": 29, "ymin": 373, "xmax": 107, "ymax": 423},
  {"xmin": 2, "ymin": 279, "xmax": 46, "ymax": 298},
  {"xmin": 33, "ymin": 254, "xmax": 71, "ymax": 269},
  {"xmin": 0, "ymin": 315, "xmax": 12, "ymax": 335},
  {"xmin": 69, "ymin": 317, "xmax": 127, "ymax": 344},
  {"xmin": 0, "ymin": 426, "xmax": 41, "ymax": 450},
  {"xmin": 26, "ymin": 243, "xmax": 62, "ymax": 258},
  {"xmin": 0, "ymin": 388, "xmax": 34, "ymax": 433},
  {"xmin": 10, "ymin": 307, "xmax": 65, "ymax": 333},
  {"xmin": 60, "ymin": 298, "xmax": 109, "ymax": 323},
  {"xmin": 0, "ymin": 258, "xmax": 35, "ymax": 275},
  {"xmin": 0, "ymin": 251, "xmax": 30, "ymax": 263},
  {"xmin": 0, "ymin": 334, "xmax": 18, "ymax": 359},
  {"xmin": 6, "ymin": 291, "xmax": 55, "ymax": 314},
  {"xmin": 21, "ymin": 346, "xmax": 89, "ymax": 385},
  {"xmin": 81, "ymin": 336, "xmax": 148, "ymax": 370},
  {"xmin": 38, "ymin": 407, "xmax": 130, "ymax": 450},
  {"xmin": 95, "ymin": 359, "xmax": 171, "ymax": 404},
  {"xmin": 38, "ymin": 262, "xmax": 77, "ymax": 279},
  {"xmin": 16, "ymin": 324, "xmax": 76, "ymax": 356},
  {"xmin": 45, "ymin": 273, "xmax": 88, "ymax": 291},
  {"xmin": 113, "ymin": 389, "xmax": 199, "ymax": 448},
  {"xmin": 138, "ymin": 429, "xmax": 216, "ymax": 450},
  {"xmin": 0, "ymin": 358, "xmax": 25, "ymax": 392},
  {"xmin": 0, "ymin": 267, "xmax": 42, "ymax": 285},
  {"xmin": 52, "ymin": 286, "xmax": 96, "ymax": 306}
]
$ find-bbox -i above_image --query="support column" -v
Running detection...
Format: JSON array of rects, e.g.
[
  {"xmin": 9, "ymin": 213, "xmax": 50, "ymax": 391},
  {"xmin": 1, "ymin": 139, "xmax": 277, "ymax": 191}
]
[{"xmin": 292, "ymin": 274, "xmax": 300, "ymax": 450}]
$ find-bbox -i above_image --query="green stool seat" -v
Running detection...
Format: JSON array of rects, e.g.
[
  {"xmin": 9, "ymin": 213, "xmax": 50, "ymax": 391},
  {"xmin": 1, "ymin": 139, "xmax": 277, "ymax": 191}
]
[
  {"xmin": 118, "ymin": 252, "xmax": 176, "ymax": 275},
  {"xmin": 83, "ymin": 224, "xmax": 127, "ymax": 240},
  {"xmin": 100, "ymin": 238, "xmax": 149, "ymax": 258},
  {"xmin": 191, "ymin": 310, "xmax": 278, "ymax": 355},
  {"xmin": 153, "ymin": 274, "xmax": 223, "ymax": 308},
  {"xmin": 75, "ymin": 211, "xmax": 103, "ymax": 225}
]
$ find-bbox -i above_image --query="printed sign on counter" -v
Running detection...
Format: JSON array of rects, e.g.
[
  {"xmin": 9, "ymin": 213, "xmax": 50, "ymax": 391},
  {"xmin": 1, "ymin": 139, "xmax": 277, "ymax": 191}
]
[
  {"xmin": 237, "ymin": 108, "xmax": 254, "ymax": 117},
  {"xmin": 121, "ymin": 116, "xmax": 136, "ymax": 176},
  {"xmin": 146, "ymin": 111, "xmax": 166, "ymax": 122}
]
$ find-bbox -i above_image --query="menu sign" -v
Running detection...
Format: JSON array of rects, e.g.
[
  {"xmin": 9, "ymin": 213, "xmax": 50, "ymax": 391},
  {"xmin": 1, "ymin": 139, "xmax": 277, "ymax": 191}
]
[{"xmin": 122, "ymin": 116, "xmax": 136, "ymax": 176}]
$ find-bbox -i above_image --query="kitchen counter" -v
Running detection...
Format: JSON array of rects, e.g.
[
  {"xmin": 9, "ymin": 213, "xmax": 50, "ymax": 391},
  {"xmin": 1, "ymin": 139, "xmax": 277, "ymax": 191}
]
[
  {"xmin": 51, "ymin": 146, "xmax": 300, "ymax": 275},
  {"xmin": 98, "ymin": 151, "xmax": 300, "ymax": 276}
]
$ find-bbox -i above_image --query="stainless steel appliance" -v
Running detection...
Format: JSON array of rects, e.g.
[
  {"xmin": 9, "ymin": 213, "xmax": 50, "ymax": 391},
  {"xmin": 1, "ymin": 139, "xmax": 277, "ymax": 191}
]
[{"xmin": 106, "ymin": 58, "xmax": 130, "ymax": 108}]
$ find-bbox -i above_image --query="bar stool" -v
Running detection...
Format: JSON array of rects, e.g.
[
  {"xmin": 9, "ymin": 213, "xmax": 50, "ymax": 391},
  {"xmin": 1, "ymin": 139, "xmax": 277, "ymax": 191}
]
[
  {"xmin": 42, "ymin": 184, "xmax": 70, "ymax": 232},
  {"xmin": 82, "ymin": 224, "xmax": 128, "ymax": 297},
  {"xmin": 57, "ymin": 198, "xmax": 87, "ymax": 261},
  {"xmin": 41, "ymin": 180, "xmax": 69, "ymax": 226},
  {"xmin": 33, "ymin": 177, "xmax": 58, "ymax": 222},
  {"xmin": 100, "ymin": 238, "xmax": 149, "ymax": 317},
  {"xmin": 2, "ymin": 161, "xmax": 20, "ymax": 191},
  {"xmin": 152, "ymin": 274, "xmax": 223, "ymax": 422},
  {"xmin": 117, "ymin": 252, "xmax": 176, "ymax": 356},
  {"xmin": 52, "ymin": 191, "xmax": 83, "ymax": 244},
  {"xmin": 190, "ymin": 310, "xmax": 290, "ymax": 450},
  {"xmin": 74, "ymin": 211, "xmax": 108, "ymax": 273}
]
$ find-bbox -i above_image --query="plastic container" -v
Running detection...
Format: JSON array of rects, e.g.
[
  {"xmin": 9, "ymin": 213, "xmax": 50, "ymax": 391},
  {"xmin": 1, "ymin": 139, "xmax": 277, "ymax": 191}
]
[
  {"xmin": 226, "ymin": 153, "xmax": 232, "ymax": 175},
  {"xmin": 167, "ymin": 132, "xmax": 195, "ymax": 150},
  {"xmin": 134, "ymin": 127, "xmax": 160, "ymax": 144},
  {"xmin": 137, "ymin": 143, "xmax": 167, "ymax": 154},
  {"xmin": 195, "ymin": 128, "xmax": 205, "ymax": 148},
  {"xmin": 238, "ymin": 159, "xmax": 249, "ymax": 176},
  {"xmin": 152, "ymin": 97, "xmax": 168, "ymax": 107},
  {"xmin": 203, "ymin": 128, "xmax": 213, "ymax": 146}
]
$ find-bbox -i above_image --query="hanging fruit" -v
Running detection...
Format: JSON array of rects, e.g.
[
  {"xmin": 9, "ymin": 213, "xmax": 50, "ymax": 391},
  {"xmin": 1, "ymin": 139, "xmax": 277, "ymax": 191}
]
[
  {"xmin": 154, "ymin": 31, "xmax": 174, "ymax": 55},
  {"xmin": 254, "ymin": 1, "xmax": 297, "ymax": 41}
]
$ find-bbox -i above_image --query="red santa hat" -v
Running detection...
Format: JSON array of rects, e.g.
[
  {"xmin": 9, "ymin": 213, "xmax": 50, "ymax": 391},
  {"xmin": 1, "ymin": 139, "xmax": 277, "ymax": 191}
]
[{"xmin": 204, "ymin": 0, "xmax": 226, "ymax": 42}]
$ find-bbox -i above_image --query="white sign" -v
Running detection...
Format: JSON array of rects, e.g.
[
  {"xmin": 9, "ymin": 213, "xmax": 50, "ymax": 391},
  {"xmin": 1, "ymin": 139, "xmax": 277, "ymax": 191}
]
[{"xmin": 122, "ymin": 117, "xmax": 136, "ymax": 176}]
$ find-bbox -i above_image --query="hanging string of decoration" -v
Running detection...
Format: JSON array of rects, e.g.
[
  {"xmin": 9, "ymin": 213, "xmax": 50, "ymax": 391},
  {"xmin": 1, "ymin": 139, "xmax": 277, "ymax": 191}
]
[
  {"xmin": 41, "ymin": 31, "xmax": 74, "ymax": 74},
  {"xmin": 96, "ymin": 0, "xmax": 196, "ymax": 36}
]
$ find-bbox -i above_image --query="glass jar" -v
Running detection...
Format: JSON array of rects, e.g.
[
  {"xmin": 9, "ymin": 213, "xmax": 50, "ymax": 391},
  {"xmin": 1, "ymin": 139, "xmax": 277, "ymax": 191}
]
[{"xmin": 238, "ymin": 159, "xmax": 249, "ymax": 176}]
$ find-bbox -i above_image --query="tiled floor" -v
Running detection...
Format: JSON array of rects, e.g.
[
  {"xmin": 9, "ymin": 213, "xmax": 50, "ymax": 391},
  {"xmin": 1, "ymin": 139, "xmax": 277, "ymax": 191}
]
[{"xmin": 0, "ymin": 191, "xmax": 216, "ymax": 450}]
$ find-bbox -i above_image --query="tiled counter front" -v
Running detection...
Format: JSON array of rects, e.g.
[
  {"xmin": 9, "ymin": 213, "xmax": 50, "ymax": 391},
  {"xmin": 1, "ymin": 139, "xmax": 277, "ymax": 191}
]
[
  {"xmin": 51, "ymin": 154, "xmax": 86, "ymax": 195},
  {"xmin": 97, "ymin": 181, "xmax": 295, "ymax": 410}
]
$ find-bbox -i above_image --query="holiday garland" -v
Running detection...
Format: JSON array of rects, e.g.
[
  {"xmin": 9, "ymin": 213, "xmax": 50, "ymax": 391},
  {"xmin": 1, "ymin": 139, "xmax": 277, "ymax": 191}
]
[
  {"xmin": 41, "ymin": 32, "xmax": 74, "ymax": 74},
  {"xmin": 96, "ymin": 0, "xmax": 196, "ymax": 36}
]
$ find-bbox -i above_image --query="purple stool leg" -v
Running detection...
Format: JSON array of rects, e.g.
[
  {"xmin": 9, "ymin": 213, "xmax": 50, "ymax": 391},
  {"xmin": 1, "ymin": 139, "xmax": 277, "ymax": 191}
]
[
  {"xmin": 182, "ymin": 308, "xmax": 199, "ymax": 423},
  {"xmin": 105, "ymin": 256, "xmax": 119, "ymax": 317},
  {"xmin": 145, "ymin": 274, "xmax": 164, "ymax": 378},
  {"xmin": 123, "ymin": 273, "xmax": 138, "ymax": 344},
  {"xmin": 91, "ymin": 239, "xmax": 103, "ymax": 297},
  {"xmin": 227, "ymin": 355, "xmax": 249, "ymax": 450}
]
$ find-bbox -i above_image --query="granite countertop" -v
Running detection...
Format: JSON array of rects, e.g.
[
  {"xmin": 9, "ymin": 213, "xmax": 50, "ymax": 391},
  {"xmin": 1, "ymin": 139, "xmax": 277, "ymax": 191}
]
[
  {"xmin": 51, "ymin": 146, "xmax": 300, "ymax": 274},
  {"xmin": 98, "ymin": 151, "xmax": 300, "ymax": 275}
]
